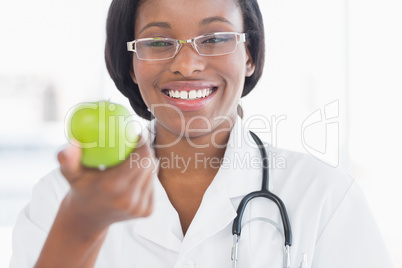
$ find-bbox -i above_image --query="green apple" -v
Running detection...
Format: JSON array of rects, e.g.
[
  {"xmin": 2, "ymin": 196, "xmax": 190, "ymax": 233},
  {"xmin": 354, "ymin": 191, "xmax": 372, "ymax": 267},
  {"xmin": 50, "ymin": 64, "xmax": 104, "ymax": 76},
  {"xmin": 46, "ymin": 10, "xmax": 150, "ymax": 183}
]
[{"xmin": 66, "ymin": 101, "xmax": 139, "ymax": 169}]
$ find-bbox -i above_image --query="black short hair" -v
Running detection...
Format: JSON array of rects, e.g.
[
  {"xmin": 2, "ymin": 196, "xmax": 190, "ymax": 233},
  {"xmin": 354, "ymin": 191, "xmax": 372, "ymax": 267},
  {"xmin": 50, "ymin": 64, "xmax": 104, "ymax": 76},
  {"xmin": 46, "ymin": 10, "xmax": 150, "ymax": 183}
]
[{"xmin": 105, "ymin": 0, "xmax": 265, "ymax": 120}]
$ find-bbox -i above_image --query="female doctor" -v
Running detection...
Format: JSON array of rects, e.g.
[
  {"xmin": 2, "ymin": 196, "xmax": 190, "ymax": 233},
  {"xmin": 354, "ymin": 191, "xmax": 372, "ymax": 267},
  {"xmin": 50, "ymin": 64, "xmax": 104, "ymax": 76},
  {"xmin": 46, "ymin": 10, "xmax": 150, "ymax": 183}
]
[{"xmin": 11, "ymin": 0, "xmax": 394, "ymax": 267}]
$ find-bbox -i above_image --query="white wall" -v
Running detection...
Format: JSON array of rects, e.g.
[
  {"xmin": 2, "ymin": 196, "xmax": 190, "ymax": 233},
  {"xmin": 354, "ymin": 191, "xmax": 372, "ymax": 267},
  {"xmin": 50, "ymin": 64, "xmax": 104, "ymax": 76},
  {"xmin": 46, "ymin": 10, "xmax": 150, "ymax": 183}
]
[
  {"xmin": 347, "ymin": 0, "xmax": 402, "ymax": 266},
  {"xmin": 246, "ymin": 0, "xmax": 402, "ymax": 266}
]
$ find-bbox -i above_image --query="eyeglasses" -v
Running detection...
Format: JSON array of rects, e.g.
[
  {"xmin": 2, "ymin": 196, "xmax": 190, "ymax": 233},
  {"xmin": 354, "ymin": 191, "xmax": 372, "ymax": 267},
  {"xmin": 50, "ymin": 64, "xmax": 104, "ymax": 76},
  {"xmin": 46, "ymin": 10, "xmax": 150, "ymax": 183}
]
[{"xmin": 127, "ymin": 32, "xmax": 246, "ymax": 61}]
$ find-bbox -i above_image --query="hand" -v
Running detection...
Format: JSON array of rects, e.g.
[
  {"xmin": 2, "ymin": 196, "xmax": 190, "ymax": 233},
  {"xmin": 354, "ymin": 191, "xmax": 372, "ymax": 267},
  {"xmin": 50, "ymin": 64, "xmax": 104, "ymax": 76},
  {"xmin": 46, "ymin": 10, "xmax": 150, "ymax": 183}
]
[{"xmin": 57, "ymin": 136, "xmax": 155, "ymax": 233}]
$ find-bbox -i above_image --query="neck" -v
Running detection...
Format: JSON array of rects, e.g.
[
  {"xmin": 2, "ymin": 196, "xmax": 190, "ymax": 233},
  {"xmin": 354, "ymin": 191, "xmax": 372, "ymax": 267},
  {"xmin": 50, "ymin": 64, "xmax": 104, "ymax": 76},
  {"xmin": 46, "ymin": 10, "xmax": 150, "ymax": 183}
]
[
  {"xmin": 153, "ymin": 115, "xmax": 237, "ymax": 236},
  {"xmin": 154, "ymin": 117, "xmax": 235, "ymax": 181}
]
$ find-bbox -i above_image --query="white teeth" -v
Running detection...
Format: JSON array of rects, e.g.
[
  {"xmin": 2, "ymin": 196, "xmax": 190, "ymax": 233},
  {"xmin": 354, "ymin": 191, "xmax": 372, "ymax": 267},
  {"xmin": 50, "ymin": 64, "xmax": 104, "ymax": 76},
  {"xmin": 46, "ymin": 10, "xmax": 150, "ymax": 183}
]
[
  {"xmin": 167, "ymin": 88, "xmax": 215, "ymax": 100},
  {"xmin": 196, "ymin": 90, "xmax": 202, "ymax": 98},
  {"xmin": 202, "ymin": 89, "xmax": 207, "ymax": 98},
  {"xmin": 180, "ymin": 91, "xmax": 188, "ymax": 99},
  {"xmin": 189, "ymin": 90, "xmax": 197, "ymax": 99}
]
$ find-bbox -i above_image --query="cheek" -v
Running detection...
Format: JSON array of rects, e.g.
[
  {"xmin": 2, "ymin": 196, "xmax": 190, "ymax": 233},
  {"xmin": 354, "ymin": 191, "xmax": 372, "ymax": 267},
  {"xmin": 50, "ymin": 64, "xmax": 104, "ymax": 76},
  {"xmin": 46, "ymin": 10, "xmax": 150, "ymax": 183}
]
[
  {"xmin": 223, "ymin": 53, "xmax": 248, "ymax": 94},
  {"xmin": 133, "ymin": 59, "xmax": 148, "ymax": 86},
  {"xmin": 133, "ymin": 61, "xmax": 157, "ymax": 105}
]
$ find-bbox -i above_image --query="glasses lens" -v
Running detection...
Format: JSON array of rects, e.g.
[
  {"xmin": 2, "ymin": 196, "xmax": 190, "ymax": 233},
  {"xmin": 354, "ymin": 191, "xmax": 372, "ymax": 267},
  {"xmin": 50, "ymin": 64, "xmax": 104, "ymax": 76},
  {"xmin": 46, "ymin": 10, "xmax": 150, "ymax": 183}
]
[
  {"xmin": 195, "ymin": 33, "xmax": 238, "ymax": 56},
  {"xmin": 135, "ymin": 39, "xmax": 177, "ymax": 60}
]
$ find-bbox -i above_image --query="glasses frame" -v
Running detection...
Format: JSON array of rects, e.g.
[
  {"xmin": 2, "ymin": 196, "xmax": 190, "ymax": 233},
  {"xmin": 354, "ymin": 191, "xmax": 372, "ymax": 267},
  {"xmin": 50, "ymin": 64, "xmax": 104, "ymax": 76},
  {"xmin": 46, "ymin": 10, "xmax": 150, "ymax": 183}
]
[{"xmin": 127, "ymin": 32, "xmax": 246, "ymax": 61}]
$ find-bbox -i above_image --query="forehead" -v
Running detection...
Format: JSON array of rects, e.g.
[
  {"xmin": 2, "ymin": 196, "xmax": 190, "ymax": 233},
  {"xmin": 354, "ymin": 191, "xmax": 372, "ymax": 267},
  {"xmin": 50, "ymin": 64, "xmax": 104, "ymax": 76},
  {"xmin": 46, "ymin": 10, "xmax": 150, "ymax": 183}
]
[{"xmin": 135, "ymin": 0, "xmax": 243, "ymax": 36}]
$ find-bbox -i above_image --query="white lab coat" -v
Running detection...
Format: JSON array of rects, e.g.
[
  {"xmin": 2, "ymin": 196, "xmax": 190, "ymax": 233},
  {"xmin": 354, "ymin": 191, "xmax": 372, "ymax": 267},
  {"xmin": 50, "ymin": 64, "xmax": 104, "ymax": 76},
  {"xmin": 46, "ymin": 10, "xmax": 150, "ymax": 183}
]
[{"xmin": 11, "ymin": 117, "xmax": 394, "ymax": 268}]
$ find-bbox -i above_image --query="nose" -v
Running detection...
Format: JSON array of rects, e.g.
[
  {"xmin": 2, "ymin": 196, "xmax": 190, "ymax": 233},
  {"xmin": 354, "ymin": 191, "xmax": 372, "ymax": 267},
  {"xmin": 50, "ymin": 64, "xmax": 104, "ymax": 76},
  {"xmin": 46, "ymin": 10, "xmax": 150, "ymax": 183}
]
[{"xmin": 168, "ymin": 44, "xmax": 206, "ymax": 77}]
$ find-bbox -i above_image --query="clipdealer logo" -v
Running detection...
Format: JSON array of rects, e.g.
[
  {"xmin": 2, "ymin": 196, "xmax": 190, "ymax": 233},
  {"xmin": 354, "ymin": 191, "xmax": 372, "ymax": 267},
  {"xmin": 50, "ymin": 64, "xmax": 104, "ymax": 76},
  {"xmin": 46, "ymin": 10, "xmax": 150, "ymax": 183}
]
[
  {"xmin": 66, "ymin": 100, "xmax": 341, "ymax": 169},
  {"xmin": 301, "ymin": 100, "xmax": 340, "ymax": 167},
  {"xmin": 129, "ymin": 151, "xmax": 287, "ymax": 174},
  {"xmin": 145, "ymin": 100, "xmax": 341, "ymax": 168}
]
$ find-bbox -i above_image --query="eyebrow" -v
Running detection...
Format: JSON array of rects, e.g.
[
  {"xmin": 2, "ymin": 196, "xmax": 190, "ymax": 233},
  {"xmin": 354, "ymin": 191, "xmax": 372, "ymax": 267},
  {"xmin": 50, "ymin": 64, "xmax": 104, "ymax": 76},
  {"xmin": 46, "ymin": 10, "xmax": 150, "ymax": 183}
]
[
  {"xmin": 139, "ymin": 16, "xmax": 233, "ymax": 34},
  {"xmin": 199, "ymin": 16, "xmax": 234, "ymax": 27},
  {"xmin": 139, "ymin": 21, "xmax": 172, "ymax": 34}
]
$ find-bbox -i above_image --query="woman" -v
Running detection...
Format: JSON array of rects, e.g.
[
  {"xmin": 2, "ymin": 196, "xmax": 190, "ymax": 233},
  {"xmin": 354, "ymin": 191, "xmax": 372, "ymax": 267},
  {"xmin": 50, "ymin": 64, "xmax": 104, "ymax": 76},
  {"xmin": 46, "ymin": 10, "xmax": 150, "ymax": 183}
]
[{"xmin": 11, "ymin": 0, "xmax": 393, "ymax": 267}]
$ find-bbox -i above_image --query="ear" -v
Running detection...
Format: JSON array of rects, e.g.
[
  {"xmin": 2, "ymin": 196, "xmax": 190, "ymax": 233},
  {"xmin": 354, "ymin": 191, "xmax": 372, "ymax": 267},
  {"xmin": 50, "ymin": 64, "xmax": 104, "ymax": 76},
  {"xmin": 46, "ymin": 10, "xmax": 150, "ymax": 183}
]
[
  {"xmin": 130, "ymin": 66, "xmax": 138, "ymax": 84},
  {"xmin": 245, "ymin": 47, "xmax": 255, "ymax": 77}
]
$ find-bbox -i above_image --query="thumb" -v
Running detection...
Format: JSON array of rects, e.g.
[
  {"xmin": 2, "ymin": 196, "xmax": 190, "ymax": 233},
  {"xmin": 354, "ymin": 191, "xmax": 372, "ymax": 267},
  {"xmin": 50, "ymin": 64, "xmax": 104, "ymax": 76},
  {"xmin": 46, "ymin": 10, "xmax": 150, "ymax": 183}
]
[{"xmin": 57, "ymin": 143, "xmax": 83, "ymax": 180}]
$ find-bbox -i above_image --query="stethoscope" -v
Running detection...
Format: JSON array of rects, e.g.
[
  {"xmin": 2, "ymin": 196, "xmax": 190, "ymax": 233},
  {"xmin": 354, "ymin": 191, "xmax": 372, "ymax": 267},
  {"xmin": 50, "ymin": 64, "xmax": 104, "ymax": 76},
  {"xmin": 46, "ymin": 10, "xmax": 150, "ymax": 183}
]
[{"xmin": 231, "ymin": 131, "xmax": 292, "ymax": 268}]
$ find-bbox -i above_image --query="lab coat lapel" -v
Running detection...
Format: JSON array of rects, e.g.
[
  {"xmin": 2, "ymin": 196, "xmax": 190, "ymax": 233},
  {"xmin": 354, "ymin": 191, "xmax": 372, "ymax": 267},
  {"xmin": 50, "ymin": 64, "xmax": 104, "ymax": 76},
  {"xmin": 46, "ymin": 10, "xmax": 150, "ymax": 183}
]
[
  {"xmin": 132, "ymin": 175, "xmax": 183, "ymax": 252},
  {"xmin": 179, "ymin": 168, "xmax": 237, "ymax": 256},
  {"xmin": 222, "ymin": 117, "xmax": 269, "ymax": 199},
  {"xmin": 178, "ymin": 117, "xmax": 264, "ymax": 256},
  {"xmin": 131, "ymin": 123, "xmax": 182, "ymax": 251},
  {"xmin": 133, "ymin": 117, "xmax": 269, "ymax": 255}
]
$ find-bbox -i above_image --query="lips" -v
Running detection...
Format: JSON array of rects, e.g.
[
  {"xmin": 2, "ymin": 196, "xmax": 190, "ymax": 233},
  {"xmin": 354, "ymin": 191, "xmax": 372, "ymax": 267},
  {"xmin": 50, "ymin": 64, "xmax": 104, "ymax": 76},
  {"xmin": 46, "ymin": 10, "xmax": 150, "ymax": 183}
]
[
  {"xmin": 163, "ymin": 88, "xmax": 216, "ymax": 100},
  {"xmin": 160, "ymin": 81, "xmax": 219, "ymax": 111}
]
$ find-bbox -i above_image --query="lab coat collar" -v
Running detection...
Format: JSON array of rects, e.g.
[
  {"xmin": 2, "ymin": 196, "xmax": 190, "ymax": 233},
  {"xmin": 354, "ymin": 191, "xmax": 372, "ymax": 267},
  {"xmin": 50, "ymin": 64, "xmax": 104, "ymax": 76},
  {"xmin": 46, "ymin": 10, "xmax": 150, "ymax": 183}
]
[
  {"xmin": 132, "ymin": 116, "xmax": 269, "ymax": 254},
  {"xmin": 138, "ymin": 115, "xmax": 268, "ymax": 197},
  {"xmin": 132, "ymin": 176, "xmax": 183, "ymax": 252},
  {"xmin": 220, "ymin": 116, "xmax": 270, "ymax": 198}
]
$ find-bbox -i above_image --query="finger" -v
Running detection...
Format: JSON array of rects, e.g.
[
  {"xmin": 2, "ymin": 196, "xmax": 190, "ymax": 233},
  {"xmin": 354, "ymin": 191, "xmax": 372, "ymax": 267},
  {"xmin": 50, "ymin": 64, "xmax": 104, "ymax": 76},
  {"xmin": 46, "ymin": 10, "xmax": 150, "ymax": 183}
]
[
  {"xmin": 132, "ymin": 167, "xmax": 154, "ymax": 216},
  {"xmin": 124, "ymin": 135, "xmax": 154, "ymax": 167},
  {"xmin": 144, "ymin": 189, "xmax": 154, "ymax": 217},
  {"xmin": 128, "ymin": 180, "xmax": 154, "ymax": 218},
  {"xmin": 114, "ymin": 136, "xmax": 156, "ymax": 187},
  {"xmin": 100, "ymin": 141, "xmax": 151, "ymax": 192},
  {"xmin": 140, "ymin": 175, "xmax": 155, "ymax": 217},
  {"xmin": 57, "ymin": 143, "xmax": 84, "ymax": 181}
]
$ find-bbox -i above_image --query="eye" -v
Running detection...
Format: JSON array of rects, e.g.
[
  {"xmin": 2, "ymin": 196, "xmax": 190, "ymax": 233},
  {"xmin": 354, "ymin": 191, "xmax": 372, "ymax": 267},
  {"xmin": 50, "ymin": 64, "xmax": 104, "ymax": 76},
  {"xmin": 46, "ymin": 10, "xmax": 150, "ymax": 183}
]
[
  {"xmin": 201, "ymin": 36, "xmax": 229, "ymax": 44},
  {"xmin": 145, "ymin": 39, "xmax": 175, "ymax": 47}
]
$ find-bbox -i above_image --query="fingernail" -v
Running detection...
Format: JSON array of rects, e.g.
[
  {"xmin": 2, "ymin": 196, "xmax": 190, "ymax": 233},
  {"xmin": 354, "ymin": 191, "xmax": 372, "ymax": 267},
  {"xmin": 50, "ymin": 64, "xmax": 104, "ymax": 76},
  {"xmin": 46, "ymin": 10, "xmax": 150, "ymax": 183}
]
[
  {"xmin": 59, "ymin": 143, "xmax": 78, "ymax": 161},
  {"xmin": 63, "ymin": 144, "xmax": 75, "ymax": 157}
]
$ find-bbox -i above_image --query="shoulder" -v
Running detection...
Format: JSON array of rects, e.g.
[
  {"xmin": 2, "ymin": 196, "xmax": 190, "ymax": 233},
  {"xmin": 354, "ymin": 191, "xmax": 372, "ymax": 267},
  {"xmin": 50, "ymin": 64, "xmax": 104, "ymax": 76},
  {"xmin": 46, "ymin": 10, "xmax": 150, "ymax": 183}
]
[
  {"xmin": 33, "ymin": 168, "xmax": 70, "ymax": 201},
  {"xmin": 11, "ymin": 168, "xmax": 70, "ymax": 267},
  {"xmin": 268, "ymin": 146, "xmax": 360, "ymax": 231},
  {"xmin": 269, "ymin": 145, "xmax": 354, "ymax": 194},
  {"xmin": 26, "ymin": 168, "xmax": 70, "ymax": 224}
]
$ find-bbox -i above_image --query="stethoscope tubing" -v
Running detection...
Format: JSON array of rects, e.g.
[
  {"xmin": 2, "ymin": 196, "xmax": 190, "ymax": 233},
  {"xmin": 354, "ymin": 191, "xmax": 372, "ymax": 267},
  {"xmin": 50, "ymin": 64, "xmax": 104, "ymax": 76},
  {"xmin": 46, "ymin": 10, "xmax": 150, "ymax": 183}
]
[
  {"xmin": 231, "ymin": 131, "xmax": 292, "ymax": 247},
  {"xmin": 232, "ymin": 190, "xmax": 292, "ymax": 246}
]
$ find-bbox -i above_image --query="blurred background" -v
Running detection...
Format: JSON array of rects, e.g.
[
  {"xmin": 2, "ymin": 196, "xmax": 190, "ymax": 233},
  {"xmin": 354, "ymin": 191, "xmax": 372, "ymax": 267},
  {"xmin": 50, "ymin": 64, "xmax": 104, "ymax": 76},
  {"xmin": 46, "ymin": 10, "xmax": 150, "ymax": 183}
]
[{"xmin": 0, "ymin": 0, "xmax": 401, "ymax": 267}]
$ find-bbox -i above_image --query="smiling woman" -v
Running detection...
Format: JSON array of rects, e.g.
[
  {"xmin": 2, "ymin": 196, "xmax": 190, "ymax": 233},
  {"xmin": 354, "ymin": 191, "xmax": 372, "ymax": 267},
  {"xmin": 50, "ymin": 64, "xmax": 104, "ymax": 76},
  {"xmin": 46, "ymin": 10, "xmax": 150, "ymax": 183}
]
[
  {"xmin": 105, "ymin": 0, "xmax": 264, "ymax": 121},
  {"xmin": 9, "ymin": 0, "xmax": 396, "ymax": 267}
]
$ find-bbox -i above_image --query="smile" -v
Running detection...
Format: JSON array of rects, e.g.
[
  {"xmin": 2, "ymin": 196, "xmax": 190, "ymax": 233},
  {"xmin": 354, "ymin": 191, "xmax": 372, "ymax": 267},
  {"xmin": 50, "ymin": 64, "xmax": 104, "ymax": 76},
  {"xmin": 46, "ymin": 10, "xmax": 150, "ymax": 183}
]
[{"xmin": 162, "ymin": 87, "xmax": 217, "ymax": 100}]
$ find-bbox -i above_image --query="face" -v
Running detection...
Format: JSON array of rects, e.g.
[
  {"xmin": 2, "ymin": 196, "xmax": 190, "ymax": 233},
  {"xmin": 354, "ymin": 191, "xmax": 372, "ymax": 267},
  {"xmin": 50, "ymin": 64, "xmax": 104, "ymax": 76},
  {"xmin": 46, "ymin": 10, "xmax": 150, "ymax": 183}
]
[{"xmin": 131, "ymin": 0, "xmax": 255, "ymax": 139}]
